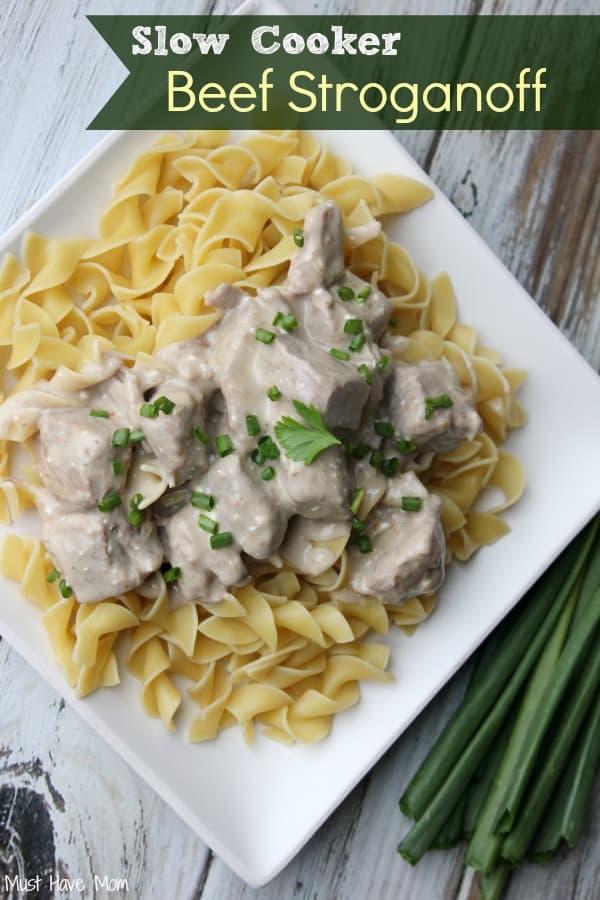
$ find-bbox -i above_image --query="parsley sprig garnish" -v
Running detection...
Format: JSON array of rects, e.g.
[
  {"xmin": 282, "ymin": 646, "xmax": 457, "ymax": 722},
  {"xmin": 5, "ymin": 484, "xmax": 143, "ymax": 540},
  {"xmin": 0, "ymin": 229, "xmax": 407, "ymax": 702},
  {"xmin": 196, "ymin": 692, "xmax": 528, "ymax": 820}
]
[{"xmin": 274, "ymin": 400, "xmax": 341, "ymax": 465}]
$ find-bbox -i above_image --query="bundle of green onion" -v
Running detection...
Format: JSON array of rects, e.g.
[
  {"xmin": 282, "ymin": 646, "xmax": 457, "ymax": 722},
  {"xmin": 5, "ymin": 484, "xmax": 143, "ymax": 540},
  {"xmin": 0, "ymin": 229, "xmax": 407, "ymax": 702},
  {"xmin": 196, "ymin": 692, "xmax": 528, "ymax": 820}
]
[{"xmin": 397, "ymin": 514, "xmax": 600, "ymax": 900}]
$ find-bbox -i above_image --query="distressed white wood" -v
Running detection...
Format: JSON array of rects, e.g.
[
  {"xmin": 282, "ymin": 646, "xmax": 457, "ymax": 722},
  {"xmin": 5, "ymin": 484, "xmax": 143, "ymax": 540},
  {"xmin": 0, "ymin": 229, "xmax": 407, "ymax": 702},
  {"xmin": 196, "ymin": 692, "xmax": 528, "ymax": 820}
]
[{"xmin": 0, "ymin": 1, "xmax": 597, "ymax": 898}]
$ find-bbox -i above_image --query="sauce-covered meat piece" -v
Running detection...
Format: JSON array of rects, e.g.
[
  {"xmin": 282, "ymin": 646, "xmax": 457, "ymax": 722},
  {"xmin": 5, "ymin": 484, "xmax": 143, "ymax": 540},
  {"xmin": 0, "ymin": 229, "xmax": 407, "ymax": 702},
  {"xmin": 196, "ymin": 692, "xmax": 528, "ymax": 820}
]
[
  {"xmin": 159, "ymin": 503, "xmax": 247, "ymax": 605},
  {"xmin": 386, "ymin": 359, "xmax": 481, "ymax": 453},
  {"xmin": 347, "ymin": 472, "xmax": 445, "ymax": 603},
  {"xmin": 38, "ymin": 408, "xmax": 130, "ymax": 506},
  {"xmin": 42, "ymin": 505, "xmax": 163, "ymax": 604}
]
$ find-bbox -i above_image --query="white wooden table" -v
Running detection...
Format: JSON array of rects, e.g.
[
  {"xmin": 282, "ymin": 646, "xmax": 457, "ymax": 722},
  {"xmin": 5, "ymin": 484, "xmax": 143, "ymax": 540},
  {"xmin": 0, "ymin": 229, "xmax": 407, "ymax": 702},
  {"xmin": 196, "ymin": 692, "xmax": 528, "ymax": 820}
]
[{"xmin": 0, "ymin": 1, "xmax": 598, "ymax": 898}]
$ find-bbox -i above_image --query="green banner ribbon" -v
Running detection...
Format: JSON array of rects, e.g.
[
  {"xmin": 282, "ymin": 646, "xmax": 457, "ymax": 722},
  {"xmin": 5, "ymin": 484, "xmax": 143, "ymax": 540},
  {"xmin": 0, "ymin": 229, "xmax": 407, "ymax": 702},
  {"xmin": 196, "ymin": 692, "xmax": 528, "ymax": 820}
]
[{"xmin": 87, "ymin": 15, "xmax": 600, "ymax": 130}]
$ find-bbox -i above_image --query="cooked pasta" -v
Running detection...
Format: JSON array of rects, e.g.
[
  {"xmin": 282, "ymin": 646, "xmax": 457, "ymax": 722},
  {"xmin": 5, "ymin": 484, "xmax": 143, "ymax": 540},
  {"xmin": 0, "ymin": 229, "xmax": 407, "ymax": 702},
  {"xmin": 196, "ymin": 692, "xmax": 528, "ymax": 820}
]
[{"xmin": 0, "ymin": 131, "xmax": 525, "ymax": 743}]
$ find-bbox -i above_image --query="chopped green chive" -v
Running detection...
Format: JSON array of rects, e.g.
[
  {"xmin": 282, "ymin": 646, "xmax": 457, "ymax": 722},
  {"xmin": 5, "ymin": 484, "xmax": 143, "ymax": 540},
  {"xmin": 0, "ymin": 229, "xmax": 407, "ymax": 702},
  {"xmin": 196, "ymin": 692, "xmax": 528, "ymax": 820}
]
[
  {"xmin": 281, "ymin": 313, "xmax": 298, "ymax": 332},
  {"xmin": 130, "ymin": 493, "xmax": 143, "ymax": 509},
  {"xmin": 47, "ymin": 568, "xmax": 61, "ymax": 584},
  {"xmin": 402, "ymin": 496, "xmax": 422, "ymax": 512},
  {"xmin": 112, "ymin": 459, "xmax": 124, "ymax": 475},
  {"xmin": 246, "ymin": 414, "xmax": 260, "ymax": 436},
  {"xmin": 349, "ymin": 333, "xmax": 366, "ymax": 353},
  {"xmin": 255, "ymin": 328, "xmax": 276, "ymax": 344},
  {"xmin": 377, "ymin": 355, "xmax": 390, "ymax": 373},
  {"xmin": 337, "ymin": 286, "xmax": 355, "ymax": 302},
  {"xmin": 330, "ymin": 348, "xmax": 350, "ymax": 361},
  {"xmin": 344, "ymin": 318, "xmax": 363, "ymax": 335},
  {"xmin": 211, "ymin": 531, "xmax": 233, "ymax": 549},
  {"xmin": 267, "ymin": 385, "xmax": 282, "ymax": 402},
  {"xmin": 272, "ymin": 311, "xmax": 284, "ymax": 327},
  {"xmin": 215, "ymin": 434, "xmax": 234, "ymax": 457},
  {"xmin": 357, "ymin": 364, "xmax": 373, "ymax": 385},
  {"xmin": 193, "ymin": 426, "xmax": 210, "ymax": 445},
  {"xmin": 139, "ymin": 402, "xmax": 159, "ymax": 418},
  {"xmin": 89, "ymin": 409, "xmax": 109, "ymax": 418},
  {"xmin": 396, "ymin": 438, "xmax": 417, "ymax": 453},
  {"xmin": 261, "ymin": 466, "xmax": 276, "ymax": 481},
  {"xmin": 59, "ymin": 579, "xmax": 73, "ymax": 599},
  {"xmin": 257, "ymin": 435, "xmax": 280, "ymax": 460},
  {"xmin": 352, "ymin": 442, "xmax": 371, "ymax": 460},
  {"xmin": 163, "ymin": 566, "xmax": 182, "ymax": 583},
  {"xmin": 111, "ymin": 428, "xmax": 130, "ymax": 447},
  {"xmin": 198, "ymin": 514, "xmax": 218, "ymax": 535},
  {"xmin": 425, "ymin": 394, "xmax": 454, "ymax": 420},
  {"xmin": 374, "ymin": 421, "xmax": 395, "ymax": 437},
  {"xmin": 154, "ymin": 395, "xmax": 176, "ymax": 415},
  {"xmin": 381, "ymin": 457, "xmax": 400, "ymax": 477},
  {"xmin": 356, "ymin": 285, "xmax": 372, "ymax": 302},
  {"xmin": 293, "ymin": 228, "xmax": 304, "ymax": 247},
  {"xmin": 129, "ymin": 429, "xmax": 145, "ymax": 443},
  {"xmin": 351, "ymin": 515, "xmax": 365, "ymax": 531},
  {"xmin": 369, "ymin": 449, "xmax": 383, "ymax": 469},
  {"xmin": 191, "ymin": 491, "xmax": 214, "ymax": 511},
  {"xmin": 128, "ymin": 508, "xmax": 143, "ymax": 527},
  {"xmin": 357, "ymin": 534, "xmax": 373, "ymax": 553},
  {"xmin": 350, "ymin": 488, "xmax": 365, "ymax": 515},
  {"xmin": 98, "ymin": 491, "xmax": 122, "ymax": 512}
]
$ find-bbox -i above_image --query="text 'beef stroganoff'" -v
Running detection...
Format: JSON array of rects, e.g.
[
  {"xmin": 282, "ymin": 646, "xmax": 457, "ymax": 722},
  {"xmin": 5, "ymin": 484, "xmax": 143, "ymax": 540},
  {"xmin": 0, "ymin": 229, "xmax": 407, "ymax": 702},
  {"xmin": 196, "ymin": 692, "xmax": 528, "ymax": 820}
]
[{"xmin": 0, "ymin": 131, "xmax": 525, "ymax": 743}]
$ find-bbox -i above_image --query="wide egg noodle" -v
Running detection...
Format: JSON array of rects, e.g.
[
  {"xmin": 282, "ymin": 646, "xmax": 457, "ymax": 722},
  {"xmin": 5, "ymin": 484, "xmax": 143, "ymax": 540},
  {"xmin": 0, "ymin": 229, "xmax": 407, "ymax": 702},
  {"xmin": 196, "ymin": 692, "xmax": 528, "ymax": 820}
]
[{"xmin": 0, "ymin": 131, "xmax": 525, "ymax": 743}]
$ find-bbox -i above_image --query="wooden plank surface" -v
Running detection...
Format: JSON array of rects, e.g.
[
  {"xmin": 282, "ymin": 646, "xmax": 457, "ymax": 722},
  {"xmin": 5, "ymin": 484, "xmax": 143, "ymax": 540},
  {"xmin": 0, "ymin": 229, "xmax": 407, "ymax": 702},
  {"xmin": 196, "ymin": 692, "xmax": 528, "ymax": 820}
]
[{"xmin": 0, "ymin": 0, "xmax": 598, "ymax": 898}]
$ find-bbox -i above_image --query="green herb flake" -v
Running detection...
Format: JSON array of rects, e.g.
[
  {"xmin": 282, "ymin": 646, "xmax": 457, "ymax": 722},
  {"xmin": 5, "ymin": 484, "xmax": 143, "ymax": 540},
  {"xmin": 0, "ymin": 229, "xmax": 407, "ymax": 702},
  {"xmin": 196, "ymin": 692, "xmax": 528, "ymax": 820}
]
[
  {"xmin": 357, "ymin": 364, "xmax": 373, "ymax": 385},
  {"xmin": 129, "ymin": 429, "xmax": 145, "ymax": 443},
  {"xmin": 293, "ymin": 228, "xmax": 304, "ymax": 247},
  {"xmin": 381, "ymin": 457, "xmax": 400, "ymax": 478},
  {"xmin": 128, "ymin": 508, "xmax": 143, "ymax": 527},
  {"xmin": 255, "ymin": 328, "xmax": 276, "ymax": 344},
  {"xmin": 163, "ymin": 566, "xmax": 182, "ymax": 583},
  {"xmin": 215, "ymin": 434, "xmax": 234, "ymax": 457},
  {"xmin": 198, "ymin": 514, "xmax": 218, "ymax": 535},
  {"xmin": 191, "ymin": 492, "xmax": 214, "ymax": 511},
  {"xmin": 330, "ymin": 348, "xmax": 350, "ymax": 361},
  {"xmin": 369, "ymin": 449, "xmax": 383, "ymax": 470},
  {"xmin": 98, "ymin": 491, "xmax": 122, "ymax": 512},
  {"xmin": 352, "ymin": 442, "xmax": 371, "ymax": 460},
  {"xmin": 246, "ymin": 414, "xmax": 260, "ymax": 436},
  {"xmin": 425, "ymin": 394, "xmax": 454, "ymax": 420},
  {"xmin": 260, "ymin": 466, "xmax": 276, "ymax": 481},
  {"xmin": 377, "ymin": 355, "xmax": 390, "ymax": 373},
  {"xmin": 402, "ymin": 496, "xmax": 422, "ymax": 512},
  {"xmin": 89, "ymin": 409, "xmax": 109, "ymax": 418},
  {"xmin": 274, "ymin": 400, "xmax": 341, "ymax": 466},
  {"xmin": 47, "ymin": 568, "xmax": 61, "ymax": 584},
  {"xmin": 343, "ymin": 318, "xmax": 363, "ymax": 335},
  {"xmin": 59, "ymin": 579, "xmax": 73, "ymax": 599},
  {"xmin": 281, "ymin": 314, "xmax": 298, "ymax": 332},
  {"xmin": 140, "ymin": 402, "xmax": 159, "ymax": 418},
  {"xmin": 337, "ymin": 286, "xmax": 355, "ymax": 302},
  {"xmin": 211, "ymin": 531, "xmax": 233, "ymax": 549},
  {"xmin": 374, "ymin": 421, "xmax": 395, "ymax": 438},
  {"xmin": 112, "ymin": 459, "xmax": 124, "ymax": 475},
  {"xmin": 356, "ymin": 285, "xmax": 372, "ymax": 303},
  {"xmin": 267, "ymin": 385, "xmax": 282, "ymax": 402},
  {"xmin": 111, "ymin": 428, "xmax": 130, "ymax": 448},
  {"xmin": 272, "ymin": 311, "xmax": 284, "ymax": 327},
  {"xmin": 154, "ymin": 395, "xmax": 176, "ymax": 415},
  {"xmin": 193, "ymin": 426, "xmax": 210, "ymax": 445},
  {"xmin": 350, "ymin": 488, "xmax": 365, "ymax": 515},
  {"xmin": 349, "ymin": 333, "xmax": 366, "ymax": 353},
  {"xmin": 357, "ymin": 534, "xmax": 373, "ymax": 554},
  {"xmin": 396, "ymin": 438, "xmax": 417, "ymax": 453}
]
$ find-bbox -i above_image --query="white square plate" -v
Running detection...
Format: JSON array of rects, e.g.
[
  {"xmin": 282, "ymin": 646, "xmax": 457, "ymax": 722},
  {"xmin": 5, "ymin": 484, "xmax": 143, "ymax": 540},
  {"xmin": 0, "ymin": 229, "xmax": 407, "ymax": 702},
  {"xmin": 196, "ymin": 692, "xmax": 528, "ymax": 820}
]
[{"xmin": 0, "ymin": 126, "xmax": 599, "ymax": 887}]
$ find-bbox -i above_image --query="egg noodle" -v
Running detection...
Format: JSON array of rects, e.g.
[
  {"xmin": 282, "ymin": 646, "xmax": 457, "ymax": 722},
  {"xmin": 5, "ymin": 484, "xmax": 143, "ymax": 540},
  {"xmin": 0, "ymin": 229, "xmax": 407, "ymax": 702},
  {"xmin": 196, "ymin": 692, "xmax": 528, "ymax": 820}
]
[{"xmin": 0, "ymin": 130, "xmax": 525, "ymax": 744}]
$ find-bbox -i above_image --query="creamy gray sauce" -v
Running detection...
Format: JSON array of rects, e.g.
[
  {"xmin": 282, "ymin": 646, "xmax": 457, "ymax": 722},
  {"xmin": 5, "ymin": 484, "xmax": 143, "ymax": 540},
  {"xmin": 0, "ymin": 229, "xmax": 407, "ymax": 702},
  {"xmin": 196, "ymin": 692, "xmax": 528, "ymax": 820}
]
[{"xmin": 0, "ymin": 201, "xmax": 482, "ymax": 606}]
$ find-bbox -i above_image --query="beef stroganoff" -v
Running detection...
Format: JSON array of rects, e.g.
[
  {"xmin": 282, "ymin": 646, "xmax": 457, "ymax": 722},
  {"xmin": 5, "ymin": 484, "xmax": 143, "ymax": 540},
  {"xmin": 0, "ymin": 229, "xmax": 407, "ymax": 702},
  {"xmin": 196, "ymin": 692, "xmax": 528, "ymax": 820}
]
[{"xmin": 0, "ymin": 131, "xmax": 525, "ymax": 743}]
